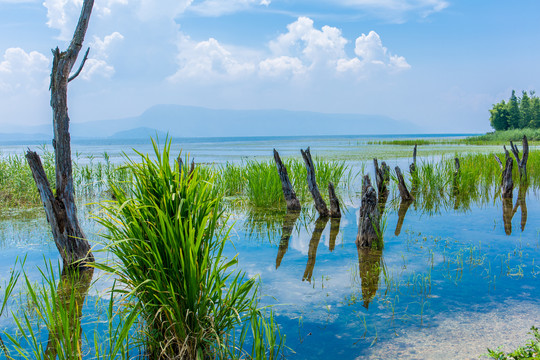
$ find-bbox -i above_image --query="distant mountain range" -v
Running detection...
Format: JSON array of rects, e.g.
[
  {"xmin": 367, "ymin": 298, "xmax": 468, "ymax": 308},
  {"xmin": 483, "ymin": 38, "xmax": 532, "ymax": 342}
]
[{"xmin": 0, "ymin": 105, "xmax": 419, "ymax": 142}]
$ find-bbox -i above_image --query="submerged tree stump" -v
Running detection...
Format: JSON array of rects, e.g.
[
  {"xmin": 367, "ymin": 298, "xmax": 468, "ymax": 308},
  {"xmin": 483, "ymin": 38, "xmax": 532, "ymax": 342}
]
[
  {"xmin": 409, "ymin": 144, "xmax": 417, "ymax": 174},
  {"xmin": 373, "ymin": 158, "xmax": 390, "ymax": 198},
  {"xmin": 356, "ymin": 175, "xmax": 381, "ymax": 249},
  {"xmin": 301, "ymin": 147, "xmax": 329, "ymax": 217},
  {"xmin": 395, "ymin": 166, "xmax": 414, "ymax": 201},
  {"xmin": 328, "ymin": 182, "xmax": 341, "ymax": 218},
  {"xmin": 452, "ymin": 157, "xmax": 461, "ymax": 195},
  {"xmin": 510, "ymin": 135, "xmax": 529, "ymax": 182},
  {"xmin": 501, "ymin": 155, "xmax": 514, "ymax": 199},
  {"xmin": 273, "ymin": 149, "xmax": 301, "ymax": 211},
  {"xmin": 25, "ymin": 0, "xmax": 95, "ymax": 267}
]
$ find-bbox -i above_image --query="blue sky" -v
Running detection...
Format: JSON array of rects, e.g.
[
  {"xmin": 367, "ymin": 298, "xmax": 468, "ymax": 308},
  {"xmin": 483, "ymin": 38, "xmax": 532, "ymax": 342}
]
[{"xmin": 0, "ymin": 0, "xmax": 539, "ymax": 133}]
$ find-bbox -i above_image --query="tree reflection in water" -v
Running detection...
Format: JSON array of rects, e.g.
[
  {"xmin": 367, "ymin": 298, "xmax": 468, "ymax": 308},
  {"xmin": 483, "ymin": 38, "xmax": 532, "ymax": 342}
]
[{"xmin": 302, "ymin": 216, "xmax": 329, "ymax": 282}]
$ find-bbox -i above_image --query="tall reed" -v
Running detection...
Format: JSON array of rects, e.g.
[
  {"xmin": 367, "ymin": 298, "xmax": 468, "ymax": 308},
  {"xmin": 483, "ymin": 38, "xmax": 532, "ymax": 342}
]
[{"xmin": 96, "ymin": 139, "xmax": 284, "ymax": 359}]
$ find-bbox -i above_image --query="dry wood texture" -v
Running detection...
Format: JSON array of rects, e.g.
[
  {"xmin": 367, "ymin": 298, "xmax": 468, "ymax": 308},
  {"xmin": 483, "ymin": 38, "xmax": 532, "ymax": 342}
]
[
  {"xmin": 328, "ymin": 182, "xmax": 341, "ymax": 218},
  {"xmin": 510, "ymin": 135, "xmax": 529, "ymax": 181},
  {"xmin": 301, "ymin": 147, "xmax": 329, "ymax": 217},
  {"xmin": 26, "ymin": 0, "xmax": 94, "ymax": 267},
  {"xmin": 356, "ymin": 175, "xmax": 381, "ymax": 249},
  {"xmin": 395, "ymin": 166, "xmax": 414, "ymax": 201},
  {"xmin": 273, "ymin": 149, "xmax": 301, "ymax": 211}
]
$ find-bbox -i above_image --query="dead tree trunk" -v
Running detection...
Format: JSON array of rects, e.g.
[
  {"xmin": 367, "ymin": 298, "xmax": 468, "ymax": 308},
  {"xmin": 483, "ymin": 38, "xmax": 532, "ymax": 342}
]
[
  {"xmin": 409, "ymin": 144, "xmax": 417, "ymax": 174},
  {"xmin": 501, "ymin": 155, "xmax": 514, "ymax": 199},
  {"xmin": 373, "ymin": 158, "xmax": 390, "ymax": 198},
  {"xmin": 395, "ymin": 166, "xmax": 414, "ymax": 201},
  {"xmin": 328, "ymin": 182, "xmax": 341, "ymax": 218},
  {"xmin": 356, "ymin": 175, "xmax": 381, "ymax": 249},
  {"xmin": 26, "ymin": 0, "xmax": 94, "ymax": 267},
  {"xmin": 510, "ymin": 135, "xmax": 529, "ymax": 182},
  {"xmin": 301, "ymin": 147, "xmax": 329, "ymax": 217},
  {"xmin": 273, "ymin": 149, "xmax": 301, "ymax": 211}
]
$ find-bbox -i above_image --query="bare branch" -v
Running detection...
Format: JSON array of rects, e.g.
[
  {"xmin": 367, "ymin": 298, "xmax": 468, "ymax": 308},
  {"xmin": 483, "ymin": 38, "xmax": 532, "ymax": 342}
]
[{"xmin": 68, "ymin": 47, "xmax": 90, "ymax": 83}]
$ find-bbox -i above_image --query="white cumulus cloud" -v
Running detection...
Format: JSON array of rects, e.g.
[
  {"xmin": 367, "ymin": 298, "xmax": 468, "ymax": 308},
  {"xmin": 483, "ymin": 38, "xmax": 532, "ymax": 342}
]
[
  {"xmin": 0, "ymin": 48, "xmax": 49, "ymax": 93},
  {"xmin": 259, "ymin": 56, "xmax": 305, "ymax": 78},
  {"xmin": 189, "ymin": 0, "xmax": 269, "ymax": 16},
  {"xmin": 80, "ymin": 31, "xmax": 124, "ymax": 80},
  {"xmin": 168, "ymin": 35, "xmax": 255, "ymax": 82}
]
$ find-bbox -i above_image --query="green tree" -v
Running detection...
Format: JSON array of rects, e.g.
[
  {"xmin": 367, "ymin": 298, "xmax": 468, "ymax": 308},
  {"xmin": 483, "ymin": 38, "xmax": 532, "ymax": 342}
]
[
  {"xmin": 507, "ymin": 90, "xmax": 522, "ymax": 129},
  {"xmin": 520, "ymin": 91, "xmax": 532, "ymax": 128},
  {"xmin": 489, "ymin": 100, "xmax": 510, "ymax": 130},
  {"xmin": 531, "ymin": 94, "xmax": 540, "ymax": 128}
]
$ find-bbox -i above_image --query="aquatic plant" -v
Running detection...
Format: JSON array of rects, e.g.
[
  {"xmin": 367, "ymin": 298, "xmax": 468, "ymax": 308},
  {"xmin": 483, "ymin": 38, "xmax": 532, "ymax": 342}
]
[
  {"xmin": 95, "ymin": 139, "xmax": 284, "ymax": 359},
  {"xmin": 487, "ymin": 326, "xmax": 540, "ymax": 359}
]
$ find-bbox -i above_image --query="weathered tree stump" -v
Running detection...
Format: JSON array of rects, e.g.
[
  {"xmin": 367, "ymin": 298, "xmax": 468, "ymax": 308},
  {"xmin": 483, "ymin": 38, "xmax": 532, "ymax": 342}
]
[
  {"xmin": 328, "ymin": 217, "xmax": 341, "ymax": 252},
  {"xmin": 395, "ymin": 166, "xmax": 414, "ymax": 201},
  {"xmin": 356, "ymin": 175, "xmax": 381, "ymax": 249},
  {"xmin": 374, "ymin": 159, "xmax": 390, "ymax": 213},
  {"xmin": 273, "ymin": 149, "xmax": 302, "ymax": 211},
  {"xmin": 409, "ymin": 144, "xmax": 417, "ymax": 174},
  {"xmin": 394, "ymin": 199, "xmax": 413, "ymax": 236},
  {"xmin": 501, "ymin": 155, "xmax": 514, "ymax": 199},
  {"xmin": 328, "ymin": 182, "xmax": 341, "ymax": 218},
  {"xmin": 356, "ymin": 248, "xmax": 382, "ymax": 309},
  {"xmin": 301, "ymin": 147, "xmax": 329, "ymax": 217},
  {"xmin": 373, "ymin": 158, "xmax": 390, "ymax": 198},
  {"xmin": 26, "ymin": 0, "xmax": 94, "ymax": 267},
  {"xmin": 303, "ymin": 216, "xmax": 328, "ymax": 282},
  {"xmin": 510, "ymin": 135, "xmax": 529, "ymax": 182},
  {"xmin": 275, "ymin": 210, "xmax": 301, "ymax": 269}
]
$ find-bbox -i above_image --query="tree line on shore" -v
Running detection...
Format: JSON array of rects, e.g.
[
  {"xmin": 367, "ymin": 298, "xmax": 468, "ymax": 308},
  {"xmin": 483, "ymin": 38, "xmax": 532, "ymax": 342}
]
[{"xmin": 489, "ymin": 90, "xmax": 540, "ymax": 131}]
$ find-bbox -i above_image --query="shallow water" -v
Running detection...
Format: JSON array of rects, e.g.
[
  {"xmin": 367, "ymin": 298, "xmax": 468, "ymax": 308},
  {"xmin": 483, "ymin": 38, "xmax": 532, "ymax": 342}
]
[{"xmin": 1, "ymin": 136, "xmax": 539, "ymax": 359}]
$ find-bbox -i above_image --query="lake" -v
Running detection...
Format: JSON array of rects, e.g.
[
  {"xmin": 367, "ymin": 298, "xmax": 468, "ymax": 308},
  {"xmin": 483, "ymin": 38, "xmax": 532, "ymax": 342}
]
[{"xmin": 1, "ymin": 134, "xmax": 539, "ymax": 359}]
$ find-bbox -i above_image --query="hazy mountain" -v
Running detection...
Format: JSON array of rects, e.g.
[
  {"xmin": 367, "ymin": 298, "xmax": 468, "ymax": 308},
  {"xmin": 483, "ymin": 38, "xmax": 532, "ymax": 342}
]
[{"xmin": 0, "ymin": 105, "xmax": 419, "ymax": 141}]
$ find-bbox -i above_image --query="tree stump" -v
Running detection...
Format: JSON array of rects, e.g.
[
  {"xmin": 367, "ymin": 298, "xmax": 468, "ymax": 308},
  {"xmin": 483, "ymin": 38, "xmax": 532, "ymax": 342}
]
[
  {"xmin": 395, "ymin": 166, "xmax": 414, "ymax": 201},
  {"xmin": 409, "ymin": 144, "xmax": 417, "ymax": 174},
  {"xmin": 26, "ymin": 0, "xmax": 95, "ymax": 267},
  {"xmin": 356, "ymin": 175, "xmax": 381, "ymax": 249},
  {"xmin": 328, "ymin": 182, "xmax": 341, "ymax": 218},
  {"xmin": 510, "ymin": 135, "xmax": 529, "ymax": 182},
  {"xmin": 373, "ymin": 158, "xmax": 390, "ymax": 198},
  {"xmin": 501, "ymin": 155, "xmax": 514, "ymax": 199},
  {"xmin": 301, "ymin": 147, "xmax": 329, "ymax": 217},
  {"xmin": 273, "ymin": 149, "xmax": 301, "ymax": 211}
]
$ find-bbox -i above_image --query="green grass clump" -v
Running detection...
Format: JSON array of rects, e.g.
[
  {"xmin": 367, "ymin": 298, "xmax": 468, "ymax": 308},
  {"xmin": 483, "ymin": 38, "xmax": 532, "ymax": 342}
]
[
  {"xmin": 96, "ymin": 139, "xmax": 284, "ymax": 359},
  {"xmin": 487, "ymin": 326, "xmax": 540, "ymax": 359}
]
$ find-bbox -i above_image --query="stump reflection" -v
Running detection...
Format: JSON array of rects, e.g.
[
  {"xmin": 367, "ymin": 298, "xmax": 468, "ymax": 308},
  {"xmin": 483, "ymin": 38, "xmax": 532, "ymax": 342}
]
[
  {"xmin": 356, "ymin": 247, "xmax": 383, "ymax": 309},
  {"xmin": 275, "ymin": 211, "xmax": 301, "ymax": 269},
  {"xmin": 302, "ymin": 216, "xmax": 329, "ymax": 282},
  {"xmin": 45, "ymin": 266, "xmax": 94, "ymax": 360}
]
